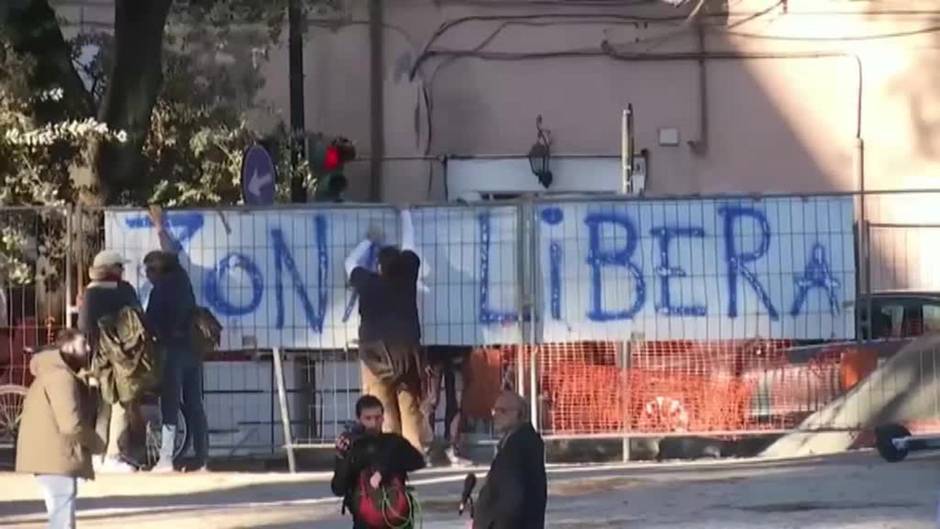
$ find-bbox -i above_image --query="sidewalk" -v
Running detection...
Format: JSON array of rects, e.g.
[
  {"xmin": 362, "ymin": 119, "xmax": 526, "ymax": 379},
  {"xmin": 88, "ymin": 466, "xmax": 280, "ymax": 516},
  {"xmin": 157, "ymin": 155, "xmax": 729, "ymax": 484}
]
[{"xmin": 0, "ymin": 452, "xmax": 936, "ymax": 528}]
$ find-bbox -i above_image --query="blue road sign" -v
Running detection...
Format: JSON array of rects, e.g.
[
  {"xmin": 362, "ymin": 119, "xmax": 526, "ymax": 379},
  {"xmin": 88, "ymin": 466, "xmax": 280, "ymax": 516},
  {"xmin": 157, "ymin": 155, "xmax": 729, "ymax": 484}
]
[{"xmin": 241, "ymin": 144, "xmax": 276, "ymax": 205}]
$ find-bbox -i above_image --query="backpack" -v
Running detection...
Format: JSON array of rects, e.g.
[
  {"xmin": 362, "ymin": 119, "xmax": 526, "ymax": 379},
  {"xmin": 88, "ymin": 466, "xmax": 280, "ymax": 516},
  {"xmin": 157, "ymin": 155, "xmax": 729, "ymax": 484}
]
[
  {"xmin": 95, "ymin": 306, "xmax": 163, "ymax": 403},
  {"xmin": 190, "ymin": 306, "xmax": 222, "ymax": 359},
  {"xmin": 350, "ymin": 468, "xmax": 414, "ymax": 529}
]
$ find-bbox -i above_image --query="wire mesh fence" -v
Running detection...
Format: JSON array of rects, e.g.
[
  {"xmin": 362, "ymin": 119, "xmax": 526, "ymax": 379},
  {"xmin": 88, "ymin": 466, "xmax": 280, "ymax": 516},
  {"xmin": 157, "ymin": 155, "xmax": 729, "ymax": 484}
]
[
  {"xmin": 0, "ymin": 206, "xmax": 70, "ymax": 452},
  {"xmin": 5, "ymin": 190, "xmax": 940, "ymax": 459}
]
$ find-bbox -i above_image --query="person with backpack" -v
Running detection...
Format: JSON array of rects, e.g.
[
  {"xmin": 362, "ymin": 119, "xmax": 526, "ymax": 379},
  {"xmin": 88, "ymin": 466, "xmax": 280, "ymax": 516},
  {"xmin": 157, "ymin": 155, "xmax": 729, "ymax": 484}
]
[
  {"xmin": 345, "ymin": 211, "xmax": 425, "ymax": 453},
  {"xmin": 16, "ymin": 329, "xmax": 104, "ymax": 529},
  {"xmin": 78, "ymin": 249, "xmax": 143, "ymax": 473},
  {"xmin": 144, "ymin": 249, "xmax": 208, "ymax": 472},
  {"xmin": 331, "ymin": 395, "xmax": 426, "ymax": 529}
]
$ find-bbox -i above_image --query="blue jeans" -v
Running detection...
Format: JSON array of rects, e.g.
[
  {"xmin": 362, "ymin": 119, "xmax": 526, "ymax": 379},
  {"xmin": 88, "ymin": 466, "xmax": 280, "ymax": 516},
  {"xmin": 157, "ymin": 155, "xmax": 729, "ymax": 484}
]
[
  {"xmin": 35, "ymin": 475, "xmax": 76, "ymax": 529},
  {"xmin": 160, "ymin": 352, "xmax": 208, "ymax": 463}
]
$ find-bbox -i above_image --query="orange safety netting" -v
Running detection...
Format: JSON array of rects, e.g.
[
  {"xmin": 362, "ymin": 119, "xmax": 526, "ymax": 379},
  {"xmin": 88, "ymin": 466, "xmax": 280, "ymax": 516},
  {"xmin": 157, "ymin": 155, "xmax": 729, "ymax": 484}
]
[
  {"xmin": 450, "ymin": 340, "xmax": 881, "ymax": 435},
  {"xmin": 532, "ymin": 340, "xmax": 873, "ymax": 436}
]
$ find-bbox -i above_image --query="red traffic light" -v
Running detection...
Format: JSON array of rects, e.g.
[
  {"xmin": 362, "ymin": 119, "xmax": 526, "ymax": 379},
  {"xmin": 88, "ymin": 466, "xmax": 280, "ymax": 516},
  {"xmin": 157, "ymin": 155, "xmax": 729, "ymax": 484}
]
[{"xmin": 323, "ymin": 145, "xmax": 341, "ymax": 171}]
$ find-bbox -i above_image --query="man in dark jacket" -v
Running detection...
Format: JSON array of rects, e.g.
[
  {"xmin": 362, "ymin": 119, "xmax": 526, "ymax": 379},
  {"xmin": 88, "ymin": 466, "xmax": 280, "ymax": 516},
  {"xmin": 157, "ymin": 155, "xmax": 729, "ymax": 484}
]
[
  {"xmin": 332, "ymin": 395, "xmax": 425, "ymax": 528},
  {"xmin": 473, "ymin": 391, "xmax": 547, "ymax": 529},
  {"xmin": 344, "ymin": 216, "xmax": 425, "ymax": 453},
  {"xmin": 144, "ymin": 248, "xmax": 208, "ymax": 472}
]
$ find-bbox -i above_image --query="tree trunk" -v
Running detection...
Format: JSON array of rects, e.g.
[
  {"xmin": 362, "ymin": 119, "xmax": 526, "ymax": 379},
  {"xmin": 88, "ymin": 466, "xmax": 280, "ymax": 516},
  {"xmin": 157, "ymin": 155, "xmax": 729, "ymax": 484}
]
[
  {"xmin": 94, "ymin": 0, "xmax": 172, "ymax": 204},
  {"xmin": 4, "ymin": 0, "xmax": 95, "ymax": 123}
]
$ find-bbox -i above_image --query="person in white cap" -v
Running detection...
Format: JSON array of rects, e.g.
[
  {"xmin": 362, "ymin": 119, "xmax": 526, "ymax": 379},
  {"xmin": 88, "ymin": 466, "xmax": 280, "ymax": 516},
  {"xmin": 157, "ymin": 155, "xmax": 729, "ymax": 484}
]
[{"xmin": 78, "ymin": 249, "xmax": 141, "ymax": 473}]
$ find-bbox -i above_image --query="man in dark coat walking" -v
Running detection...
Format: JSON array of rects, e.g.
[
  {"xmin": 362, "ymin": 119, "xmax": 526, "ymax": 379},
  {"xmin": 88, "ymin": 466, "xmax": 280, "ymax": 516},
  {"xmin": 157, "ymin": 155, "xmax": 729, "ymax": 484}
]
[{"xmin": 473, "ymin": 390, "xmax": 547, "ymax": 529}]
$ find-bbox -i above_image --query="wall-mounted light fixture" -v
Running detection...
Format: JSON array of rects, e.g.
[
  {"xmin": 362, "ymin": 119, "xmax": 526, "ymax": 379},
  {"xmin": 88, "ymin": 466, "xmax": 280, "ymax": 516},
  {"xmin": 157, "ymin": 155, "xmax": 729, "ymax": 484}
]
[{"xmin": 527, "ymin": 115, "xmax": 553, "ymax": 188}]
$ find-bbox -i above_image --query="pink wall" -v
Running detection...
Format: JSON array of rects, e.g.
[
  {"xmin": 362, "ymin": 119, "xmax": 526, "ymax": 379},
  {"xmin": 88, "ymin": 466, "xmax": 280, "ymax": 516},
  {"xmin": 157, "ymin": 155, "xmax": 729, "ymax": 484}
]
[
  {"xmin": 250, "ymin": 0, "xmax": 940, "ymax": 202},
  {"xmin": 54, "ymin": 0, "xmax": 940, "ymax": 201}
]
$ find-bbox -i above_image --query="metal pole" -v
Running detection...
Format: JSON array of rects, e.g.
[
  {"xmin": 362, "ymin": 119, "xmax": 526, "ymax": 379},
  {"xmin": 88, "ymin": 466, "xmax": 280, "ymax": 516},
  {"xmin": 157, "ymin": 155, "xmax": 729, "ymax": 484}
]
[
  {"xmin": 272, "ymin": 347, "xmax": 297, "ymax": 473},
  {"xmin": 621, "ymin": 104, "xmax": 634, "ymax": 195},
  {"xmin": 525, "ymin": 201, "xmax": 539, "ymax": 431},
  {"xmin": 64, "ymin": 206, "xmax": 73, "ymax": 328},
  {"xmin": 288, "ymin": 0, "xmax": 307, "ymax": 203},
  {"xmin": 864, "ymin": 221, "xmax": 873, "ymax": 342},
  {"xmin": 621, "ymin": 340, "xmax": 630, "ymax": 462},
  {"xmin": 515, "ymin": 203, "xmax": 527, "ymax": 397},
  {"xmin": 855, "ymin": 137, "xmax": 867, "ymax": 342},
  {"xmin": 368, "ymin": 0, "xmax": 385, "ymax": 202}
]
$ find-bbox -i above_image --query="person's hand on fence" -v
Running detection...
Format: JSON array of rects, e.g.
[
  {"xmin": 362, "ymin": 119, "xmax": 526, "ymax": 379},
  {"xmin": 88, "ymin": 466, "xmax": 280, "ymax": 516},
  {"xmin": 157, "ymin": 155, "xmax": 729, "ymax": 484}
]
[{"xmin": 148, "ymin": 205, "xmax": 164, "ymax": 228}]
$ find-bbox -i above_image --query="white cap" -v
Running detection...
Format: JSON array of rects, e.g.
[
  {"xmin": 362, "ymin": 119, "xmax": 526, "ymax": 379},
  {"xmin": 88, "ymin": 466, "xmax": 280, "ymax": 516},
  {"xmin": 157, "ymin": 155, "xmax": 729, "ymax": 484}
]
[{"xmin": 92, "ymin": 250, "xmax": 128, "ymax": 268}]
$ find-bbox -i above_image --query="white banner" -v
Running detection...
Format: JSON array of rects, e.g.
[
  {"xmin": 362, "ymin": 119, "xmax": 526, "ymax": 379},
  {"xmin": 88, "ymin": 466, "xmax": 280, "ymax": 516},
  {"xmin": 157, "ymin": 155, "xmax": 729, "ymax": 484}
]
[
  {"xmin": 104, "ymin": 205, "xmax": 520, "ymax": 349},
  {"xmin": 536, "ymin": 197, "xmax": 856, "ymax": 341},
  {"xmin": 104, "ymin": 196, "xmax": 855, "ymax": 349}
]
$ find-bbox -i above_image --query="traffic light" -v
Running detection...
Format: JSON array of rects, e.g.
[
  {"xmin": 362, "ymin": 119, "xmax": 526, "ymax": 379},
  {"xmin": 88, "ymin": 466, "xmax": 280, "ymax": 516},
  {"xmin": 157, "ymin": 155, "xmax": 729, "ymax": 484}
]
[{"xmin": 307, "ymin": 135, "xmax": 355, "ymax": 202}]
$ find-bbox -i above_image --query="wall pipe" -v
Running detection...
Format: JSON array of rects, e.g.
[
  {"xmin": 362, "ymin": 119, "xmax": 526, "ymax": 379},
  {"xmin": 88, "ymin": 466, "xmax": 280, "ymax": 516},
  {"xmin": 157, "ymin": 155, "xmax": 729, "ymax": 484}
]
[
  {"xmin": 368, "ymin": 0, "xmax": 385, "ymax": 202},
  {"xmin": 688, "ymin": 24, "xmax": 709, "ymax": 155}
]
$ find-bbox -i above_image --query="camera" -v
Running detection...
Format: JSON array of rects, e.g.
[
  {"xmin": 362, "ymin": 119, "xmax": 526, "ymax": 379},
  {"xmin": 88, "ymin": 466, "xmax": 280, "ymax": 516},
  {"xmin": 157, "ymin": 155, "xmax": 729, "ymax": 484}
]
[{"xmin": 340, "ymin": 421, "xmax": 367, "ymax": 449}]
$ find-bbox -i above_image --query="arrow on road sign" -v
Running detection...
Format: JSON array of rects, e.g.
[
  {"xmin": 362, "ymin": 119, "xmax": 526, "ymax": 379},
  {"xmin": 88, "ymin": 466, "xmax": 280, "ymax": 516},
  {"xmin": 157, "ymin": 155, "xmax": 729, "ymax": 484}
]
[
  {"xmin": 241, "ymin": 144, "xmax": 276, "ymax": 205},
  {"xmin": 247, "ymin": 168, "xmax": 274, "ymax": 197}
]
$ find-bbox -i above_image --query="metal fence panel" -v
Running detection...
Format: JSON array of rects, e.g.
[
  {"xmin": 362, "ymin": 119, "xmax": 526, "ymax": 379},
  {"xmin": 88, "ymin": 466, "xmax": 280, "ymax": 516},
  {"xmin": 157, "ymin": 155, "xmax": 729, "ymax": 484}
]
[
  {"xmin": 96, "ymin": 203, "xmax": 525, "ymax": 451},
  {"xmin": 0, "ymin": 206, "xmax": 69, "ymax": 453},
  {"xmin": 9, "ymin": 190, "xmax": 940, "ymax": 460},
  {"xmin": 0, "ymin": 206, "xmax": 70, "ymax": 386}
]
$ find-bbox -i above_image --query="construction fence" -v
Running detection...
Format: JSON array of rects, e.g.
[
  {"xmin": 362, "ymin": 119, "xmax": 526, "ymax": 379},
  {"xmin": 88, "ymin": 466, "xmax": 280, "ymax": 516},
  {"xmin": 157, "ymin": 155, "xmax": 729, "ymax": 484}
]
[{"xmin": 3, "ymin": 190, "xmax": 940, "ymax": 458}]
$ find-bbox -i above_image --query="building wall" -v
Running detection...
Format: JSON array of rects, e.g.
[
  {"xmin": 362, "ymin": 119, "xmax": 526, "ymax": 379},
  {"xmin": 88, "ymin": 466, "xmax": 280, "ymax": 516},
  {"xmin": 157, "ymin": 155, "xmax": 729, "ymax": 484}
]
[
  {"xmin": 245, "ymin": 0, "xmax": 940, "ymax": 202},
  {"xmin": 52, "ymin": 0, "xmax": 940, "ymax": 201}
]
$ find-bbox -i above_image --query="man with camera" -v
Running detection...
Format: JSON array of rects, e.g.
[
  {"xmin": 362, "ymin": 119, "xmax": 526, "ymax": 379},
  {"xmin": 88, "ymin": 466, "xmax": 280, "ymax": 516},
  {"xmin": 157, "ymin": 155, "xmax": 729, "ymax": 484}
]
[{"xmin": 331, "ymin": 395, "xmax": 426, "ymax": 529}]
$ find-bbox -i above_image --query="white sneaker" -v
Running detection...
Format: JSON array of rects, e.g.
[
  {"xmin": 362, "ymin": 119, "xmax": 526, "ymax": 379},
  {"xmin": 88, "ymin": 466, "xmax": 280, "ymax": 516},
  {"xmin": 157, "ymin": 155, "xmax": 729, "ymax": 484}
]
[
  {"xmin": 151, "ymin": 425, "xmax": 176, "ymax": 473},
  {"xmin": 151, "ymin": 458, "xmax": 175, "ymax": 473},
  {"xmin": 97, "ymin": 457, "xmax": 137, "ymax": 474},
  {"xmin": 445, "ymin": 447, "xmax": 472, "ymax": 467}
]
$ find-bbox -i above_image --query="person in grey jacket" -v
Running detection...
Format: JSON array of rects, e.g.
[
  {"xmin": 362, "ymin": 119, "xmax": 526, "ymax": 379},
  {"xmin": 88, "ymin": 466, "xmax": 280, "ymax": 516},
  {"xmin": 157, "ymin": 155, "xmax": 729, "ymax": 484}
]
[
  {"xmin": 146, "ymin": 206, "xmax": 209, "ymax": 472},
  {"xmin": 77, "ymin": 249, "xmax": 141, "ymax": 473}
]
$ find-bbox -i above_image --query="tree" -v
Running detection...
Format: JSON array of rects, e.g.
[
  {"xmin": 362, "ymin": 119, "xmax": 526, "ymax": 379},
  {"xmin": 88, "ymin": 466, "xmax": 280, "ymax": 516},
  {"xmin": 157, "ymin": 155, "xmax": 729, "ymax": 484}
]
[
  {"xmin": 0, "ymin": 0, "xmax": 328, "ymax": 328},
  {"xmin": 0, "ymin": 40, "xmax": 124, "ymax": 328},
  {"xmin": 2, "ymin": 0, "xmax": 339, "ymax": 206}
]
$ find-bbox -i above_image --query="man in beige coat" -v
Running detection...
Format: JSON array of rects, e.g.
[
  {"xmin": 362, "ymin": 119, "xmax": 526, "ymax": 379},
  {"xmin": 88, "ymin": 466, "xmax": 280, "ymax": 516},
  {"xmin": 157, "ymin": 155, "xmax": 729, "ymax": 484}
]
[{"xmin": 16, "ymin": 329, "xmax": 103, "ymax": 528}]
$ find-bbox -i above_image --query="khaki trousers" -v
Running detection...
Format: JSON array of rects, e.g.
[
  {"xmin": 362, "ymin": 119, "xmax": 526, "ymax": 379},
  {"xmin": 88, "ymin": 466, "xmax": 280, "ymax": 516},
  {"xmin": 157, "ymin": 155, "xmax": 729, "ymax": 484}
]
[{"xmin": 360, "ymin": 361, "xmax": 426, "ymax": 451}]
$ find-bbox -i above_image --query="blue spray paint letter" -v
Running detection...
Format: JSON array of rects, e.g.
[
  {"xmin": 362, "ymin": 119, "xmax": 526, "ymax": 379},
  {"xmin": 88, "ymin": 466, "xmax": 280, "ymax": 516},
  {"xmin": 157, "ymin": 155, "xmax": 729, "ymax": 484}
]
[
  {"xmin": 540, "ymin": 207, "xmax": 564, "ymax": 320},
  {"xmin": 584, "ymin": 213, "xmax": 646, "ymax": 321},
  {"xmin": 650, "ymin": 226, "xmax": 706, "ymax": 316},
  {"xmin": 478, "ymin": 212, "xmax": 518, "ymax": 324},
  {"xmin": 271, "ymin": 216, "xmax": 329, "ymax": 332},
  {"xmin": 790, "ymin": 243, "xmax": 841, "ymax": 316},
  {"xmin": 204, "ymin": 253, "xmax": 264, "ymax": 316},
  {"xmin": 718, "ymin": 206, "xmax": 779, "ymax": 319}
]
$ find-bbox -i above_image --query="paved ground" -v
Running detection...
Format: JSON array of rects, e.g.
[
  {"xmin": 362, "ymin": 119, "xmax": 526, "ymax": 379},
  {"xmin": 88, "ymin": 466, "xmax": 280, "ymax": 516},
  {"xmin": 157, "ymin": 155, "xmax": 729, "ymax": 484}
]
[{"xmin": 0, "ymin": 451, "xmax": 937, "ymax": 528}]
